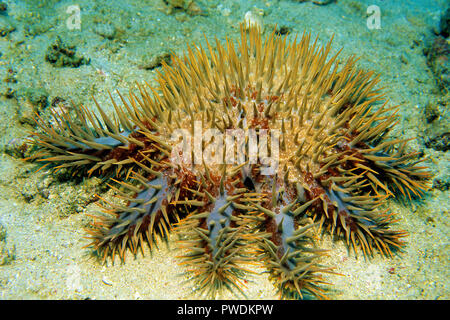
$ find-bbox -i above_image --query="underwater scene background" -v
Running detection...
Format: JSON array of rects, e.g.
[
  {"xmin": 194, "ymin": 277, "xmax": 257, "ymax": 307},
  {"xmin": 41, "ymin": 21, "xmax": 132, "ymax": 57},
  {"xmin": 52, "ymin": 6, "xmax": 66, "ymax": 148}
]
[{"xmin": 0, "ymin": 0, "xmax": 448, "ymax": 299}]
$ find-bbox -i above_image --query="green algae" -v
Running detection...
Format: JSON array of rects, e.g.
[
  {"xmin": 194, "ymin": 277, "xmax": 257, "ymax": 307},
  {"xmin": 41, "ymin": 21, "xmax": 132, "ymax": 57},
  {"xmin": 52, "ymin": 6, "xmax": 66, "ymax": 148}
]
[{"xmin": 45, "ymin": 37, "xmax": 90, "ymax": 68}]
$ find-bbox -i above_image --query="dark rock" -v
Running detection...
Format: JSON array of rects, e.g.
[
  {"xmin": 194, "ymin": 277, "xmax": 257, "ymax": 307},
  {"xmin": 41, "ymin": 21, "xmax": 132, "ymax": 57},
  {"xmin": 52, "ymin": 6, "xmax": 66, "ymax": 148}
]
[
  {"xmin": 3, "ymin": 87, "xmax": 14, "ymax": 99},
  {"xmin": 424, "ymin": 101, "xmax": 439, "ymax": 123},
  {"xmin": 45, "ymin": 37, "xmax": 90, "ymax": 68},
  {"xmin": 276, "ymin": 26, "xmax": 291, "ymax": 35},
  {"xmin": 420, "ymin": 98, "xmax": 449, "ymax": 152},
  {"xmin": 432, "ymin": 178, "xmax": 450, "ymax": 191},
  {"xmin": 424, "ymin": 132, "xmax": 450, "ymax": 152},
  {"xmin": 440, "ymin": 7, "xmax": 450, "ymax": 37}
]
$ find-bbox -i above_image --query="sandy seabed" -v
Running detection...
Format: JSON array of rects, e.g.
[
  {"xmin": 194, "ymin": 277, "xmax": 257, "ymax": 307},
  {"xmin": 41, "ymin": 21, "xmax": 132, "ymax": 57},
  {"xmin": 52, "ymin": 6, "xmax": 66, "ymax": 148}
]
[{"xmin": 0, "ymin": 0, "xmax": 448, "ymax": 299}]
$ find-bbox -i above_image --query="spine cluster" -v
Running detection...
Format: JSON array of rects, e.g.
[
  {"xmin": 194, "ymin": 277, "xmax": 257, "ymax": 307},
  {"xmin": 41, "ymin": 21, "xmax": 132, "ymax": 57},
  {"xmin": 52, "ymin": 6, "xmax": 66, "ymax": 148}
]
[{"xmin": 28, "ymin": 26, "xmax": 430, "ymax": 299}]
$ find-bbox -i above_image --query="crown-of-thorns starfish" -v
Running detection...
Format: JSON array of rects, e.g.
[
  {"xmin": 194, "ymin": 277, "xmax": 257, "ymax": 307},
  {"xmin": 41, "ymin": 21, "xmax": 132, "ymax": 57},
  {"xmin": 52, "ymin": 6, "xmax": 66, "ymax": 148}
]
[{"xmin": 28, "ymin": 25, "xmax": 431, "ymax": 299}]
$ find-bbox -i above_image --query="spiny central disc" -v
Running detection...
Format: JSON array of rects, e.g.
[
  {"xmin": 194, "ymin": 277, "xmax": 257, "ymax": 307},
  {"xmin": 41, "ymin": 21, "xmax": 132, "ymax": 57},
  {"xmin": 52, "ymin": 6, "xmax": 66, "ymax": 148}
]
[{"xmin": 152, "ymin": 29, "xmax": 377, "ymax": 184}]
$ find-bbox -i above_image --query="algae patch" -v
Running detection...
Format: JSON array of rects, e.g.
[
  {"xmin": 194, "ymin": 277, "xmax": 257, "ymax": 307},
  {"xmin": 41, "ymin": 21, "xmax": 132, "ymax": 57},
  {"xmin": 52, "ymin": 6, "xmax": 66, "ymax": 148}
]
[{"xmin": 45, "ymin": 37, "xmax": 90, "ymax": 68}]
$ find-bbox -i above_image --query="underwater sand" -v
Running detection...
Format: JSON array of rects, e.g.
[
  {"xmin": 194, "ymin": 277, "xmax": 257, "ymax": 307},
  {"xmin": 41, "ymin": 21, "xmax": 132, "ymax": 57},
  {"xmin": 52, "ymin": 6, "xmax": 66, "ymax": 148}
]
[{"xmin": 0, "ymin": 0, "xmax": 448, "ymax": 299}]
